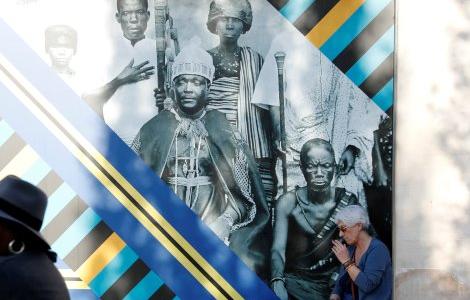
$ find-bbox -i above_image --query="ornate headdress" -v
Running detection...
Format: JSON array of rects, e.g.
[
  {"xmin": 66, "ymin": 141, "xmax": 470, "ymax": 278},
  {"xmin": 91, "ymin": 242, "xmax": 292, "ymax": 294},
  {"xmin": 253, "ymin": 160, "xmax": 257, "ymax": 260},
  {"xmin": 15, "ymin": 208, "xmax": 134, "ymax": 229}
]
[
  {"xmin": 172, "ymin": 37, "xmax": 215, "ymax": 83},
  {"xmin": 207, "ymin": 0, "xmax": 253, "ymax": 34}
]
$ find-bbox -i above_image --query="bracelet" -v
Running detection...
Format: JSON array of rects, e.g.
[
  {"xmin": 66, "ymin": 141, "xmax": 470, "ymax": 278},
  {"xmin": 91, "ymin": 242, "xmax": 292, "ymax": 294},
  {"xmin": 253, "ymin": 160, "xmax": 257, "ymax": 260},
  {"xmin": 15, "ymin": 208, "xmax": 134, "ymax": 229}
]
[
  {"xmin": 345, "ymin": 263, "xmax": 356, "ymax": 271},
  {"xmin": 270, "ymin": 277, "xmax": 285, "ymax": 285},
  {"xmin": 343, "ymin": 260, "xmax": 354, "ymax": 269}
]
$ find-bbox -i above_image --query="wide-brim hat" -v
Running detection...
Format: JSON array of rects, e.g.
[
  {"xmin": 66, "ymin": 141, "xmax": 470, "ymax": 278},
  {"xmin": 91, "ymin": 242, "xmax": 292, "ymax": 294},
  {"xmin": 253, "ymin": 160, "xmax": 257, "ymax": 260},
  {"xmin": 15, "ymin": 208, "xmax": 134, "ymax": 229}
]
[{"xmin": 0, "ymin": 175, "xmax": 50, "ymax": 249}]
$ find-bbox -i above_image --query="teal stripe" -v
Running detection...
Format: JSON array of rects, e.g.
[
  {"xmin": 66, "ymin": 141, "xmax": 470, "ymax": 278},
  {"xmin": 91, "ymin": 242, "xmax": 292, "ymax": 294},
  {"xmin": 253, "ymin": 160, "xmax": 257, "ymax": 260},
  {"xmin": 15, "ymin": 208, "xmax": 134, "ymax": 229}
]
[
  {"xmin": 51, "ymin": 208, "xmax": 101, "ymax": 256},
  {"xmin": 321, "ymin": 0, "xmax": 392, "ymax": 60},
  {"xmin": 173, "ymin": 297, "xmax": 181, "ymax": 300},
  {"xmin": 89, "ymin": 246, "xmax": 139, "ymax": 297},
  {"xmin": 372, "ymin": 78, "xmax": 394, "ymax": 111},
  {"xmin": 21, "ymin": 159, "xmax": 51, "ymax": 185},
  {"xmin": 123, "ymin": 271, "xmax": 163, "ymax": 300},
  {"xmin": 42, "ymin": 183, "xmax": 76, "ymax": 226},
  {"xmin": 0, "ymin": 120, "xmax": 14, "ymax": 146},
  {"xmin": 280, "ymin": 0, "xmax": 316, "ymax": 23},
  {"xmin": 346, "ymin": 26, "xmax": 394, "ymax": 86}
]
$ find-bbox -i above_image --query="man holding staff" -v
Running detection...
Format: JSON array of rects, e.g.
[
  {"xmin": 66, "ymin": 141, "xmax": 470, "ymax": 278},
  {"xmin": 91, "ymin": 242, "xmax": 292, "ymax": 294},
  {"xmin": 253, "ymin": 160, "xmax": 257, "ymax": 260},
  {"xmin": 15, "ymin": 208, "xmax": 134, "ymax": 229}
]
[{"xmin": 252, "ymin": 30, "xmax": 384, "ymax": 205}]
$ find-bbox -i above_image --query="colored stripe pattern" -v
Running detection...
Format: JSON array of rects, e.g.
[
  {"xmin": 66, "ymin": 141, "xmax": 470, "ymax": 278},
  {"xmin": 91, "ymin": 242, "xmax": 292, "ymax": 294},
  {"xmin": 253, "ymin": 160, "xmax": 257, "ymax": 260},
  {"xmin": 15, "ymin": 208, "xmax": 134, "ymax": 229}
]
[
  {"xmin": 271, "ymin": 0, "xmax": 395, "ymax": 113},
  {"xmin": 0, "ymin": 19, "xmax": 277, "ymax": 299},
  {"xmin": 0, "ymin": 118, "xmax": 176, "ymax": 300}
]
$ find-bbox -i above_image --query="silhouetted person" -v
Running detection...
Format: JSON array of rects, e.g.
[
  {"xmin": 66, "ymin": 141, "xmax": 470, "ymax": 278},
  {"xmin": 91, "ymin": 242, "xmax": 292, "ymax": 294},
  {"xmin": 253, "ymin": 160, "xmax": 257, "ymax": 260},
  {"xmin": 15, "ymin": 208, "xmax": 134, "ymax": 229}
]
[{"xmin": 0, "ymin": 175, "xmax": 69, "ymax": 299}]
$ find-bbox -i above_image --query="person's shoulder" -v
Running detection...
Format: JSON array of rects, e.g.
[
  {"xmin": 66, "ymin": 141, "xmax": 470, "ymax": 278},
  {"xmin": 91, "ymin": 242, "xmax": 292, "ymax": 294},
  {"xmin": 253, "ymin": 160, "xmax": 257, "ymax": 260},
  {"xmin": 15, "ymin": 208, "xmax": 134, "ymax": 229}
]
[
  {"xmin": 370, "ymin": 238, "xmax": 391, "ymax": 258},
  {"xmin": 242, "ymin": 46, "xmax": 263, "ymax": 58},
  {"xmin": 140, "ymin": 110, "xmax": 174, "ymax": 132},
  {"xmin": 276, "ymin": 190, "xmax": 298, "ymax": 214},
  {"xmin": 205, "ymin": 110, "xmax": 230, "ymax": 125},
  {"xmin": 335, "ymin": 187, "xmax": 358, "ymax": 203}
]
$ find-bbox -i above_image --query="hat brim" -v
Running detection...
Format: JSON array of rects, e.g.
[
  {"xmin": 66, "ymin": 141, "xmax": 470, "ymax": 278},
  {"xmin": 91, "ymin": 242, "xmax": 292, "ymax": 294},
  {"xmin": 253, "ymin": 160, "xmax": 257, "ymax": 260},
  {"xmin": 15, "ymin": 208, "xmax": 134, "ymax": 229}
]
[{"xmin": 0, "ymin": 210, "xmax": 51, "ymax": 249}]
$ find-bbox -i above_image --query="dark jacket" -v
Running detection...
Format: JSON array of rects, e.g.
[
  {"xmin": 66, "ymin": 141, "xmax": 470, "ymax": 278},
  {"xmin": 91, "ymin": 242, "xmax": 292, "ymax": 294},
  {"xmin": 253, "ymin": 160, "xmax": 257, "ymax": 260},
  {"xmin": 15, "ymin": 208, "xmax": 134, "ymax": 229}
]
[{"xmin": 0, "ymin": 251, "xmax": 69, "ymax": 299}]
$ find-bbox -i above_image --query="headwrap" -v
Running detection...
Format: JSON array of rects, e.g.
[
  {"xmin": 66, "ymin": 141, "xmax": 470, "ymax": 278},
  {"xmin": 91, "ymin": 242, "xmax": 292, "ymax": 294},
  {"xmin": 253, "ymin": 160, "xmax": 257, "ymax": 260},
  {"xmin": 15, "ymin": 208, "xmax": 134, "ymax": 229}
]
[
  {"xmin": 44, "ymin": 25, "xmax": 77, "ymax": 53},
  {"xmin": 171, "ymin": 38, "xmax": 215, "ymax": 83},
  {"xmin": 207, "ymin": 0, "xmax": 253, "ymax": 34}
]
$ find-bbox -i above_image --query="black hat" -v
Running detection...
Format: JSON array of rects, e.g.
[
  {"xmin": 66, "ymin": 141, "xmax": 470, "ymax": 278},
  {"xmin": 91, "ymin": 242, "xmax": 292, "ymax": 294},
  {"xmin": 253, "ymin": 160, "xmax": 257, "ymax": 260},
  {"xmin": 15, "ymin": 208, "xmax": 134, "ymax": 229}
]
[{"xmin": 0, "ymin": 175, "xmax": 50, "ymax": 248}]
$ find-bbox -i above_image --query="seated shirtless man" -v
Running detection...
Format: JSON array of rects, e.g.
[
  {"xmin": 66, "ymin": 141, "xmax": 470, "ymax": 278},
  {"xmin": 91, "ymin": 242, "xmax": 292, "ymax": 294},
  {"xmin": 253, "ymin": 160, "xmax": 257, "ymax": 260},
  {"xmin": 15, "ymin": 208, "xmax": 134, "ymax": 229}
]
[{"xmin": 271, "ymin": 138, "xmax": 358, "ymax": 300}]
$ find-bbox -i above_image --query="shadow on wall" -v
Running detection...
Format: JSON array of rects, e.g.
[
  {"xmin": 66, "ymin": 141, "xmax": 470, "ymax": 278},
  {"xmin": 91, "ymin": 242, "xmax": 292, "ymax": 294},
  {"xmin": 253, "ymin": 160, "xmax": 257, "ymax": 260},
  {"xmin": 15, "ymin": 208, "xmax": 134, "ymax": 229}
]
[
  {"xmin": 396, "ymin": 269, "xmax": 470, "ymax": 299},
  {"xmin": 396, "ymin": 0, "xmax": 470, "ymax": 298}
]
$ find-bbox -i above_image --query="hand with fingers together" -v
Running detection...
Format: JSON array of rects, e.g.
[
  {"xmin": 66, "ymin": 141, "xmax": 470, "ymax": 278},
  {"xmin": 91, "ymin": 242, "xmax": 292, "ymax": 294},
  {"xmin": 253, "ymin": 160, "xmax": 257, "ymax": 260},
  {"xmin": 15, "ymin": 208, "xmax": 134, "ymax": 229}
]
[
  {"xmin": 331, "ymin": 239, "xmax": 351, "ymax": 264},
  {"xmin": 117, "ymin": 58, "xmax": 155, "ymax": 86}
]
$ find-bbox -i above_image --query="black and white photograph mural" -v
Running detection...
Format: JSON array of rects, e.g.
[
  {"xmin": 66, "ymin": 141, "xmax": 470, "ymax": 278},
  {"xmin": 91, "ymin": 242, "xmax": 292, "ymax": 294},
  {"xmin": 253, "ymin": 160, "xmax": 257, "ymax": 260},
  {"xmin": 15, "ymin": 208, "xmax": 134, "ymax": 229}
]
[{"xmin": 0, "ymin": 0, "xmax": 394, "ymax": 299}]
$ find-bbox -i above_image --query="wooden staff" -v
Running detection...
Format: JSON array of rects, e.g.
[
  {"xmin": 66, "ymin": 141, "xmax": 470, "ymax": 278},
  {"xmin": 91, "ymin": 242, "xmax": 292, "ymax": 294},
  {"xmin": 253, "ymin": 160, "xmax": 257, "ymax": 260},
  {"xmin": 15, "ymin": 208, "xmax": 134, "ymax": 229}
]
[
  {"xmin": 274, "ymin": 51, "xmax": 288, "ymax": 194},
  {"xmin": 154, "ymin": 0, "xmax": 168, "ymax": 112}
]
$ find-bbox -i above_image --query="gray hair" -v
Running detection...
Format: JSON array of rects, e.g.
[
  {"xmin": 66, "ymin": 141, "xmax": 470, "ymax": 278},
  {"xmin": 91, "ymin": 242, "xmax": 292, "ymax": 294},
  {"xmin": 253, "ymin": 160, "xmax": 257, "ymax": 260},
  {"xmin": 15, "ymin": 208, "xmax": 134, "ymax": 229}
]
[{"xmin": 335, "ymin": 205, "xmax": 370, "ymax": 229}]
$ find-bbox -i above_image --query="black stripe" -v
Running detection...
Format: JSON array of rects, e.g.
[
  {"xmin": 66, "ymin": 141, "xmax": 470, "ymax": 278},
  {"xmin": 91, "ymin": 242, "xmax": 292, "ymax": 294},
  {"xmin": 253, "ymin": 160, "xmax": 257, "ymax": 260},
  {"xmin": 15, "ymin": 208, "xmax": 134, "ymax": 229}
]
[
  {"xmin": 41, "ymin": 196, "xmax": 88, "ymax": 245},
  {"xmin": 101, "ymin": 260, "xmax": 150, "ymax": 300},
  {"xmin": 267, "ymin": 0, "xmax": 289, "ymax": 10},
  {"xmin": 333, "ymin": 1, "xmax": 394, "ymax": 72},
  {"xmin": 0, "ymin": 134, "xmax": 25, "ymax": 170},
  {"xmin": 37, "ymin": 171, "xmax": 63, "ymax": 197},
  {"xmin": 359, "ymin": 53, "xmax": 394, "ymax": 98},
  {"xmin": 0, "ymin": 61, "xmax": 233, "ymax": 299},
  {"xmin": 293, "ymin": 0, "xmax": 340, "ymax": 35},
  {"xmin": 149, "ymin": 284, "xmax": 176, "ymax": 300},
  {"xmin": 63, "ymin": 221, "xmax": 112, "ymax": 270}
]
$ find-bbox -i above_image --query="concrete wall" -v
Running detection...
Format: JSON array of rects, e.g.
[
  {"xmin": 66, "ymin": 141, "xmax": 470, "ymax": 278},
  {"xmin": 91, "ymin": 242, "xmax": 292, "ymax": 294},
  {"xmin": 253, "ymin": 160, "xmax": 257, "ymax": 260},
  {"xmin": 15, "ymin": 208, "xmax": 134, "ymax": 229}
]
[{"xmin": 395, "ymin": 0, "xmax": 470, "ymax": 298}]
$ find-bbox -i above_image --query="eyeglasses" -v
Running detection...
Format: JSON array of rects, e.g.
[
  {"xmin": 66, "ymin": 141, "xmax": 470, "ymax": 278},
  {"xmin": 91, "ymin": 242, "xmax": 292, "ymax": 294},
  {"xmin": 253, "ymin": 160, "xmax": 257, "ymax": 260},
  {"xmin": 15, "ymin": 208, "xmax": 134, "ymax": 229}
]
[{"xmin": 338, "ymin": 225, "xmax": 349, "ymax": 232}]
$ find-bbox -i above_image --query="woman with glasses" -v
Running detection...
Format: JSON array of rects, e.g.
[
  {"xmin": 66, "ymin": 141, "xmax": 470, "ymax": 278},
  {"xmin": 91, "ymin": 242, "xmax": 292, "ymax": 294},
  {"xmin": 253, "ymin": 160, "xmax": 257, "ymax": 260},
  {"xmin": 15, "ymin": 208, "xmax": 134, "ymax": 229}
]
[{"xmin": 330, "ymin": 205, "xmax": 392, "ymax": 300}]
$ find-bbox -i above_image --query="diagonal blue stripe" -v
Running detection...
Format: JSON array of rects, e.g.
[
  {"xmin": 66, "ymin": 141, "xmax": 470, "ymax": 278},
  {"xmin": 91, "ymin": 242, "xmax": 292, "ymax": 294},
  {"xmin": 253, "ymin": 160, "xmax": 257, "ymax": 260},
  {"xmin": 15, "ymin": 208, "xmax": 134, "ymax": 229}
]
[
  {"xmin": 68, "ymin": 290, "xmax": 99, "ymax": 300},
  {"xmin": 0, "ymin": 120, "xmax": 14, "ymax": 146},
  {"xmin": 89, "ymin": 246, "xmax": 139, "ymax": 297},
  {"xmin": 42, "ymin": 182, "xmax": 77, "ymax": 227},
  {"xmin": 321, "ymin": 0, "xmax": 392, "ymax": 60},
  {"xmin": 51, "ymin": 208, "xmax": 101, "ymax": 257},
  {"xmin": 346, "ymin": 26, "xmax": 394, "ymax": 86},
  {"xmin": 21, "ymin": 159, "xmax": 51, "ymax": 185},
  {"xmin": 0, "ymin": 18, "xmax": 277, "ymax": 300},
  {"xmin": 372, "ymin": 78, "xmax": 394, "ymax": 111},
  {"xmin": 280, "ymin": 0, "xmax": 316, "ymax": 23},
  {"xmin": 123, "ymin": 271, "xmax": 163, "ymax": 300}
]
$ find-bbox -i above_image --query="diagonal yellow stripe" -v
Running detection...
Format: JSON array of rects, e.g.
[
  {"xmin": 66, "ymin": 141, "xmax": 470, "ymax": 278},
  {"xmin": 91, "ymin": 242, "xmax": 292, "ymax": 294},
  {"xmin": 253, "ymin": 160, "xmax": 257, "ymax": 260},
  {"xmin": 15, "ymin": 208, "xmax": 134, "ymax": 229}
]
[
  {"xmin": 76, "ymin": 233, "xmax": 126, "ymax": 284},
  {"xmin": 66, "ymin": 281, "xmax": 90, "ymax": 290},
  {"xmin": 306, "ymin": 0, "xmax": 365, "ymax": 47},
  {"xmin": 0, "ymin": 54, "xmax": 242, "ymax": 300},
  {"xmin": 0, "ymin": 145, "xmax": 38, "ymax": 179}
]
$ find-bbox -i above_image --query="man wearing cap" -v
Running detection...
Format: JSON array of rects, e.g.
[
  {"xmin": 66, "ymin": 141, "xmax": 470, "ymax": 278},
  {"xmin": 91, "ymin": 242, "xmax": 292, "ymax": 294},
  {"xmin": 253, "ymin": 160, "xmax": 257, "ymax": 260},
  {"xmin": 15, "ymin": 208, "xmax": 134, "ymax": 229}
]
[
  {"xmin": 83, "ymin": 0, "xmax": 157, "ymax": 145},
  {"xmin": 132, "ymin": 40, "xmax": 270, "ymax": 276},
  {"xmin": 45, "ymin": 25, "xmax": 77, "ymax": 76},
  {"xmin": 0, "ymin": 175, "xmax": 69, "ymax": 299}
]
